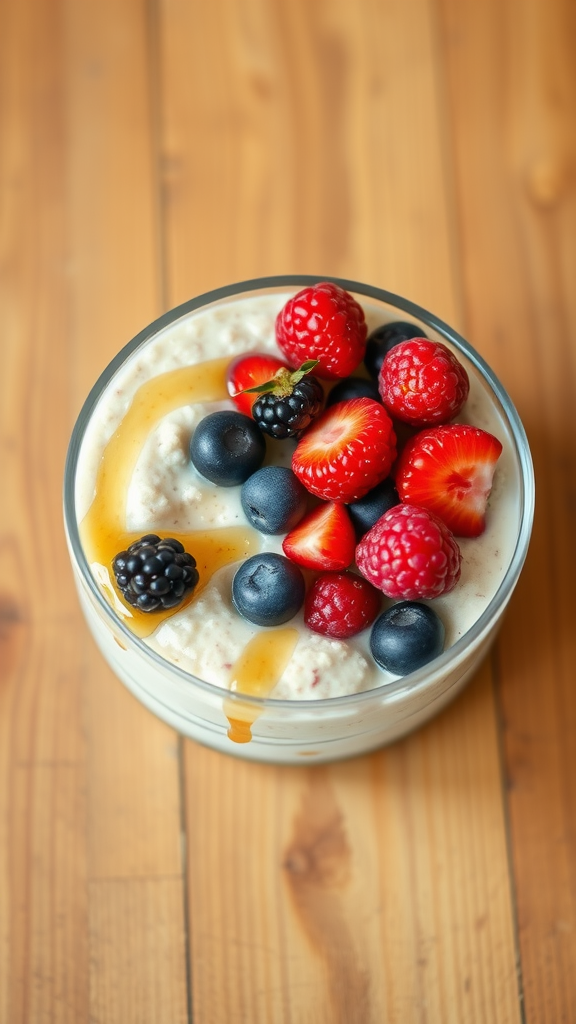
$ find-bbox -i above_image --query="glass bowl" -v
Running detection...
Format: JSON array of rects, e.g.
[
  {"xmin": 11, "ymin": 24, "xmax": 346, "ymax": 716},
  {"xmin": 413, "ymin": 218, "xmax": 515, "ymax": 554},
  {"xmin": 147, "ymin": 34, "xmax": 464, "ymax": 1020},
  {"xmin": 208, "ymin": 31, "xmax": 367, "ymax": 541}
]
[{"xmin": 64, "ymin": 276, "xmax": 534, "ymax": 764}]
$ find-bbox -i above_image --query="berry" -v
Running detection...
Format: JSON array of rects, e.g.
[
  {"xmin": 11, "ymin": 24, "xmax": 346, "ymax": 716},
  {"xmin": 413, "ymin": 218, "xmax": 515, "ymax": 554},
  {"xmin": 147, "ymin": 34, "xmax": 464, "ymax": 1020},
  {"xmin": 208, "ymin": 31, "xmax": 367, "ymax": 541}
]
[
  {"xmin": 355, "ymin": 504, "xmax": 461, "ymax": 600},
  {"xmin": 304, "ymin": 571, "xmax": 381, "ymax": 639},
  {"xmin": 326, "ymin": 376, "xmax": 380, "ymax": 407},
  {"xmin": 347, "ymin": 477, "xmax": 400, "ymax": 538},
  {"xmin": 232, "ymin": 553, "xmax": 305, "ymax": 626},
  {"xmin": 112, "ymin": 535, "xmax": 199, "ymax": 612},
  {"xmin": 276, "ymin": 281, "xmax": 367, "ymax": 380},
  {"xmin": 395, "ymin": 423, "xmax": 503, "ymax": 537},
  {"xmin": 364, "ymin": 321, "xmax": 427, "ymax": 379},
  {"xmin": 292, "ymin": 398, "xmax": 397, "ymax": 503},
  {"xmin": 226, "ymin": 352, "xmax": 288, "ymax": 415},
  {"xmin": 190, "ymin": 410, "xmax": 265, "ymax": 486},
  {"xmin": 370, "ymin": 602, "xmax": 445, "ymax": 675},
  {"xmin": 250, "ymin": 364, "xmax": 324, "ymax": 439},
  {"xmin": 282, "ymin": 501, "xmax": 356, "ymax": 571},
  {"xmin": 241, "ymin": 466, "xmax": 308, "ymax": 534},
  {"xmin": 378, "ymin": 338, "xmax": 469, "ymax": 426}
]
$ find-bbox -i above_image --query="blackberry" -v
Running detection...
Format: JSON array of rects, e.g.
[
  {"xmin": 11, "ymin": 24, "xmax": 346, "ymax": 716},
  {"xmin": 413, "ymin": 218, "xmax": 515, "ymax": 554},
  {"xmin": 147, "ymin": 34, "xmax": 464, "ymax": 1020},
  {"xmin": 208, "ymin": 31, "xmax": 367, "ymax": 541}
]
[
  {"xmin": 250, "ymin": 363, "xmax": 324, "ymax": 440},
  {"xmin": 112, "ymin": 534, "xmax": 199, "ymax": 613}
]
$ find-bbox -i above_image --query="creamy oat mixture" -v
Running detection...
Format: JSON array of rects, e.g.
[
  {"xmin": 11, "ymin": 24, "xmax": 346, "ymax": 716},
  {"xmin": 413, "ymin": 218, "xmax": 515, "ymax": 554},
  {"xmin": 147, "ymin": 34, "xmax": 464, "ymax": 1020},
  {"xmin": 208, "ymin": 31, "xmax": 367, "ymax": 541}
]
[{"xmin": 76, "ymin": 292, "xmax": 520, "ymax": 699}]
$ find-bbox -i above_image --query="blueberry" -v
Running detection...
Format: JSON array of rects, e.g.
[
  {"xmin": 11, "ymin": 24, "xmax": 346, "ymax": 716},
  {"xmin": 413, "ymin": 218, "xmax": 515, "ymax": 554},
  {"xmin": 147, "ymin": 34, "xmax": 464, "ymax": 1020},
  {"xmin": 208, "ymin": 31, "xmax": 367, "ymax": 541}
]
[
  {"xmin": 326, "ymin": 377, "xmax": 381, "ymax": 407},
  {"xmin": 347, "ymin": 478, "xmax": 400, "ymax": 538},
  {"xmin": 232, "ymin": 553, "xmax": 305, "ymax": 626},
  {"xmin": 364, "ymin": 321, "xmax": 428, "ymax": 379},
  {"xmin": 190, "ymin": 411, "xmax": 266, "ymax": 486},
  {"xmin": 370, "ymin": 602, "xmax": 445, "ymax": 675},
  {"xmin": 241, "ymin": 466, "xmax": 308, "ymax": 535}
]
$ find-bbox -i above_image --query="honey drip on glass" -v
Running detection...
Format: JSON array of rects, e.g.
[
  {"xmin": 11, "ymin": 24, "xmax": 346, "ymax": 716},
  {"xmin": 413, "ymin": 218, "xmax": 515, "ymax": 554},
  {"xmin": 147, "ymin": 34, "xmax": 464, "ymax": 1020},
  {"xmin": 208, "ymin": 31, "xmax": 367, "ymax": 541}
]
[
  {"xmin": 79, "ymin": 356, "xmax": 261, "ymax": 638},
  {"xmin": 225, "ymin": 628, "xmax": 299, "ymax": 743}
]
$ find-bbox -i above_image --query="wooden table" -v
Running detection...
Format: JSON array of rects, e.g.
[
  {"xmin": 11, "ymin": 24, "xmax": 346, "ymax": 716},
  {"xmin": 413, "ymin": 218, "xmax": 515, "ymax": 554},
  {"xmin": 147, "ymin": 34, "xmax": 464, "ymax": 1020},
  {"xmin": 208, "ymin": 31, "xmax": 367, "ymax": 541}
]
[{"xmin": 1, "ymin": 1, "xmax": 574, "ymax": 1021}]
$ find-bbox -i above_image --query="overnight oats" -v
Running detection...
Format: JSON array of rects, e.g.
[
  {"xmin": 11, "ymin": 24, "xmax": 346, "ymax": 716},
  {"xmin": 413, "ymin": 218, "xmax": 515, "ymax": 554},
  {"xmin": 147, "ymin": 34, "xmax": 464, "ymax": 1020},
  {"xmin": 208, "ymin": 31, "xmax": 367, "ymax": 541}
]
[{"xmin": 64, "ymin": 276, "xmax": 534, "ymax": 763}]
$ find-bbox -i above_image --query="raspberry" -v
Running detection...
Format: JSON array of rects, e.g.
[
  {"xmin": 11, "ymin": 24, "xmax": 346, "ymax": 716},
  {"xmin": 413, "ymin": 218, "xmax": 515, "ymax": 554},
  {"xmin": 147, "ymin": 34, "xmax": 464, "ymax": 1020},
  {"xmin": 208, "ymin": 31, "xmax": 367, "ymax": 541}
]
[
  {"xmin": 355, "ymin": 504, "xmax": 461, "ymax": 600},
  {"xmin": 276, "ymin": 282, "xmax": 367, "ymax": 380},
  {"xmin": 378, "ymin": 338, "xmax": 469, "ymax": 426},
  {"xmin": 304, "ymin": 571, "xmax": 382, "ymax": 639}
]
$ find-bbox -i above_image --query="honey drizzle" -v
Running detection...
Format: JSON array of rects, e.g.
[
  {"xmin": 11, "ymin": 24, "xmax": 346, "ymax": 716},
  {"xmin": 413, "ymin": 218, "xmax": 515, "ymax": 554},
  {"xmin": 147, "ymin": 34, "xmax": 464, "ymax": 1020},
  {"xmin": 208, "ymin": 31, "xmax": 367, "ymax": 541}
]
[
  {"xmin": 225, "ymin": 628, "xmax": 299, "ymax": 743},
  {"xmin": 79, "ymin": 352, "xmax": 298, "ymax": 745},
  {"xmin": 79, "ymin": 356, "xmax": 261, "ymax": 638}
]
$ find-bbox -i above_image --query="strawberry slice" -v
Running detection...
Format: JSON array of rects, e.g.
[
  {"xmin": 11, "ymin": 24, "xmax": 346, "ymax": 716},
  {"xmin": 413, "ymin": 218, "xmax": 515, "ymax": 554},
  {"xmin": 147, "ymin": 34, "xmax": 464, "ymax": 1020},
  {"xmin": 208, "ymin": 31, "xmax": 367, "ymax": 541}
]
[
  {"xmin": 291, "ymin": 398, "xmax": 397, "ymax": 503},
  {"xmin": 282, "ymin": 502, "xmax": 356, "ymax": 571},
  {"xmin": 226, "ymin": 353, "xmax": 288, "ymax": 415},
  {"xmin": 395, "ymin": 424, "xmax": 503, "ymax": 537}
]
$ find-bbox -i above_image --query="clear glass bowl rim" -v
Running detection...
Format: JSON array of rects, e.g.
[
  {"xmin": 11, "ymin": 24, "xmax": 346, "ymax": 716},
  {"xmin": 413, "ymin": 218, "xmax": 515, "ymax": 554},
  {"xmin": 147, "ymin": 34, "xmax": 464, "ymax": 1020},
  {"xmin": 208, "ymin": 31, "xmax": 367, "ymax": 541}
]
[{"xmin": 63, "ymin": 274, "xmax": 535, "ymax": 711}]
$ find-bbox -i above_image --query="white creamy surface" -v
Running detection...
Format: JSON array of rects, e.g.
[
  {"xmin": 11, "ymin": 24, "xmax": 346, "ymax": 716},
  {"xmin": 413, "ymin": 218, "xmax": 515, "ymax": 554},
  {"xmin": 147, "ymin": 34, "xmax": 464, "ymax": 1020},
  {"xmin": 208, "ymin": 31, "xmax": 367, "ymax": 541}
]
[{"xmin": 76, "ymin": 291, "xmax": 521, "ymax": 700}]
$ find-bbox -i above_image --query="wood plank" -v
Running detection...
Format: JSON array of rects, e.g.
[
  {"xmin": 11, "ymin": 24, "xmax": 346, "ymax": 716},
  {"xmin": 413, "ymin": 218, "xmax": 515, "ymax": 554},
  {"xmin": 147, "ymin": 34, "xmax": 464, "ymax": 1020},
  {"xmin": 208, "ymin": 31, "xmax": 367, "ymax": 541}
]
[
  {"xmin": 88, "ymin": 878, "xmax": 188, "ymax": 1024},
  {"xmin": 64, "ymin": 0, "xmax": 190, "ymax": 1017},
  {"xmin": 0, "ymin": 0, "xmax": 89, "ymax": 1018},
  {"xmin": 184, "ymin": 667, "xmax": 520, "ymax": 1024},
  {"xmin": 159, "ymin": 0, "xmax": 522, "ymax": 1018},
  {"xmin": 7, "ymin": 766, "xmax": 87, "ymax": 1023},
  {"xmin": 0, "ymin": 0, "xmax": 188, "ymax": 1020},
  {"xmin": 159, "ymin": 0, "xmax": 460, "ymax": 322},
  {"xmin": 436, "ymin": 0, "xmax": 576, "ymax": 1020}
]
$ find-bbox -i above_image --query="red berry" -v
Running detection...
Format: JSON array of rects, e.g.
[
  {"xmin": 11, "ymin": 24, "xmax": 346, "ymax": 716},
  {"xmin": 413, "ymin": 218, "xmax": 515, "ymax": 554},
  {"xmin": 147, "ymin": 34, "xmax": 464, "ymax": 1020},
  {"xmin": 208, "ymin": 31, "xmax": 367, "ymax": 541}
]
[
  {"xmin": 276, "ymin": 282, "xmax": 367, "ymax": 380},
  {"xmin": 395, "ymin": 423, "xmax": 503, "ymax": 537},
  {"xmin": 304, "ymin": 571, "xmax": 382, "ymax": 639},
  {"xmin": 378, "ymin": 338, "xmax": 469, "ymax": 426},
  {"xmin": 226, "ymin": 352, "xmax": 288, "ymax": 415},
  {"xmin": 355, "ymin": 504, "xmax": 462, "ymax": 600},
  {"xmin": 292, "ymin": 398, "xmax": 397, "ymax": 503},
  {"xmin": 282, "ymin": 501, "xmax": 356, "ymax": 571}
]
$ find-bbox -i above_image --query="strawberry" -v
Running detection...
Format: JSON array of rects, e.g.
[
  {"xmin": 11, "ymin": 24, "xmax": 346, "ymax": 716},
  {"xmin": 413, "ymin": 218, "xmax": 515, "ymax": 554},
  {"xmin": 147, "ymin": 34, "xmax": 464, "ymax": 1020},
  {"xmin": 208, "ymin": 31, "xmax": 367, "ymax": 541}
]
[
  {"xmin": 282, "ymin": 501, "xmax": 356, "ymax": 571},
  {"xmin": 276, "ymin": 282, "xmax": 367, "ymax": 380},
  {"xmin": 395, "ymin": 424, "xmax": 503, "ymax": 537},
  {"xmin": 226, "ymin": 352, "xmax": 288, "ymax": 415},
  {"xmin": 292, "ymin": 398, "xmax": 397, "ymax": 503}
]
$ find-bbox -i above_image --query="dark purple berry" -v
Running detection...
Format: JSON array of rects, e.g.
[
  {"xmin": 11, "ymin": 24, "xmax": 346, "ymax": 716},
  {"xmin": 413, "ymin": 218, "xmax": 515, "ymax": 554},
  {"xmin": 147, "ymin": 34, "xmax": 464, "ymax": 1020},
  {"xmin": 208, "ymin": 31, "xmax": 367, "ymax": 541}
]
[
  {"xmin": 190, "ymin": 410, "xmax": 266, "ymax": 486},
  {"xmin": 232, "ymin": 553, "xmax": 305, "ymax": 626},
  {"xmin": 241, "ymin": 466, "xmax": 308, "ymax": 534},
  {"xmin": 112, "ymin": 535, "xmax": 199, "ymax": 613},
  {"xmin": 347, "ymin": 478, "xmax": 400, "ymax": 537},
  {"xmin": 252, "ymin": 374, "xmax": 324, "ymax": 440},
  {"xmin": 370, "ymin": 601, "xmax": 445, "ymax": 675},
  {"xmin": 364, "ymin": 321, "xmax": 428, "ymax": 380},
  {"xmin": 326, "ymin": 377, "xmax": 380, "ymax": 407}
]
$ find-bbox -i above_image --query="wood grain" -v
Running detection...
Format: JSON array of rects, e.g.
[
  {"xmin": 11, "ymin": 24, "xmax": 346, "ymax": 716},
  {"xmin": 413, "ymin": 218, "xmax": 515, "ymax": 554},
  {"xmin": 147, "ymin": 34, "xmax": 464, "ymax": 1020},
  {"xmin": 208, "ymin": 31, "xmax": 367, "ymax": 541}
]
[
  {"xmin": 159, "ymin": 0, "xmax": 461, "ymax": 322},
  {"xmin": 159, "ymin": 1, "xmax": 520, "ymax": 1020},
  {"xmin": 0, "ymin": 0, "xmax": 89, "ymax": 1018},
  {"xmin": 0, "ymin": 0, "xmax": 188, "ymax": 1020},
  {"xmin": 2, "ymin": 0, "xmax": 574, "ymax": 1019},
  {"xmin": 437, "ymin": 0, "xmax": 576, "ymax": 1019},
  {"xmin": 65, "ymin": 0, "xmax": 190, "ymax": 1017},
  {"xmin": 88, "ymin": 878, "xmax": 188, "ymax": 1024}
]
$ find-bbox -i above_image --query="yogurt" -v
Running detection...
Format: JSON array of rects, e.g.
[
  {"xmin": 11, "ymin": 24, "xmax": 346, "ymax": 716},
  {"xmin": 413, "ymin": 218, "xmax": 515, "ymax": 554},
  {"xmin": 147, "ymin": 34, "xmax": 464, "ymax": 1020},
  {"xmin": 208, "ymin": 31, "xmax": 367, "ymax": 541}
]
[{"xmin": 66, "ymin": 280, "xmax": 532, "ymax": 761}]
